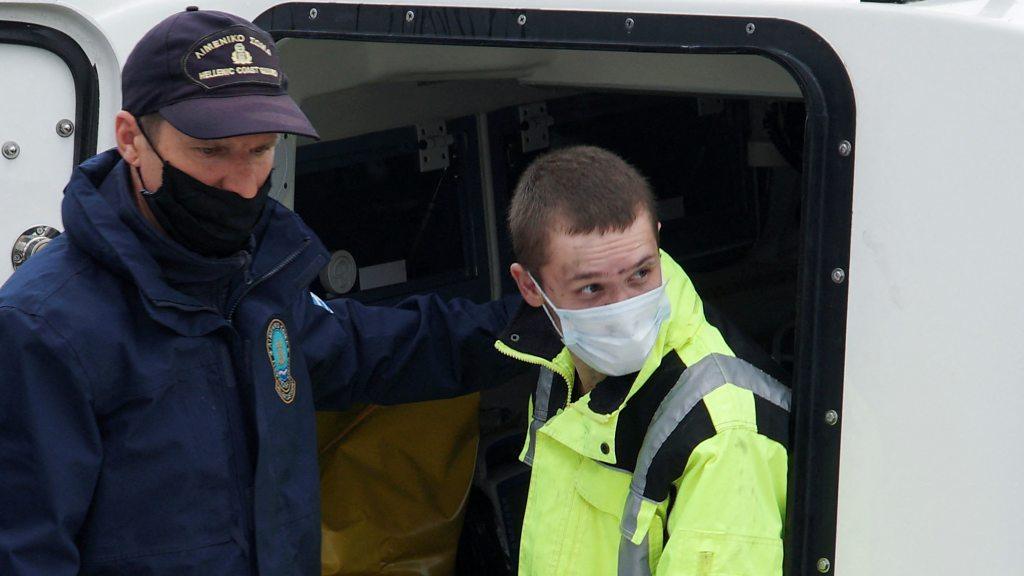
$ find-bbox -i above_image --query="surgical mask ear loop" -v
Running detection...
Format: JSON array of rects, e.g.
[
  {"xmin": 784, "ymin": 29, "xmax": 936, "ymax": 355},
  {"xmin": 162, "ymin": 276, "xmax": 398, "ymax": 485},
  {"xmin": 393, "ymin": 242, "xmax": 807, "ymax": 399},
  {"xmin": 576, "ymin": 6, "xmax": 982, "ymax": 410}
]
[
  {"xmin": 134, "ymin": 120, "xmax": 166, "ymax": 194},
  {"xmin": 528, "ymin": 272, "xmax": 565, "ymax": 338}
]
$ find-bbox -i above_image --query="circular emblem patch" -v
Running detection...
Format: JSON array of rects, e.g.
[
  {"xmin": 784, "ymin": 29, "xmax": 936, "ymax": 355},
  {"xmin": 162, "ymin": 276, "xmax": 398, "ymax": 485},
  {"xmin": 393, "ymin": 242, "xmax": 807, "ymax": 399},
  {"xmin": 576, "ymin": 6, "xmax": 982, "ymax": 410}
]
[{"xmin": 266, "ymin": 318, "xmax": 296, "ymax": 404}]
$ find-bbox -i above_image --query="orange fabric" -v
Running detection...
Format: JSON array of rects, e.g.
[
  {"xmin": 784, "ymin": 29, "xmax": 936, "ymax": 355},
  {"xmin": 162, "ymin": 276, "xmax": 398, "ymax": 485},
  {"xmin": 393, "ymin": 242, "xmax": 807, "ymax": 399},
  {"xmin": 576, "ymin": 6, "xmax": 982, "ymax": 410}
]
[{"xmin": 318, "ymin": 394, "xmax": 480, "ymax": 575}]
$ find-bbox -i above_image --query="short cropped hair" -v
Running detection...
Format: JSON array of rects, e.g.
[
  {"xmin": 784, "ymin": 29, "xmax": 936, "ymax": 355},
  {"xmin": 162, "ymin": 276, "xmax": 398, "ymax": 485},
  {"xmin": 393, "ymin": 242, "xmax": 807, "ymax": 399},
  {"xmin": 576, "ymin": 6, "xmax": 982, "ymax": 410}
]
[
  {"xmin": 138, "ymin": 113, "xmax": 165, "ymax": 144},
  {"xmin": 508, "ymin": 145, "xmax": 658, "ymax": 274}
]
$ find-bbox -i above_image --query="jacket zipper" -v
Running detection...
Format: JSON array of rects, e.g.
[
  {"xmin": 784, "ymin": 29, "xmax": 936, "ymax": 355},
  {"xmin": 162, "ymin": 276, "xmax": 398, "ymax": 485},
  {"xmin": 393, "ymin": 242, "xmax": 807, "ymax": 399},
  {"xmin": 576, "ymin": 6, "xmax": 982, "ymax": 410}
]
[
  {"xmin": 495, "ymin": 340, "xmax": 574, "ymax": 409},
  {"xmin": 227, "ymin": 239, "xmax": 310, "ymax": 322}
]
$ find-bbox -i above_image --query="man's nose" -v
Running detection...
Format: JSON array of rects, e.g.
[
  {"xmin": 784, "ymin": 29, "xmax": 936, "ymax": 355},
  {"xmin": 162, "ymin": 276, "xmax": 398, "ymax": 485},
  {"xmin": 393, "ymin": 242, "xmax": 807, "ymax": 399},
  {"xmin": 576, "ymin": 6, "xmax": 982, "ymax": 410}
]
[
  {"xmin": 602, "ymin": 286, "xmax": 634, "ymax": 307},
  {"xmin": 603, "ymin": 283, "xmax": 652, "ymax": 307},
  {"xmin": 217, "ymin": 164, "xmax": 266, "ymax": 199}
]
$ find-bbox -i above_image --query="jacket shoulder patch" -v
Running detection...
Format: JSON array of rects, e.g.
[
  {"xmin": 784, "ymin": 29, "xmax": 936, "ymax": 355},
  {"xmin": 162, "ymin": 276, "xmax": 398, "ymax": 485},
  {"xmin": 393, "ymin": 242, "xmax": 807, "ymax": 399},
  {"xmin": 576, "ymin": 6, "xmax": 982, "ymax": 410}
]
[{"xmin": 266, "ymin": 318, "xmax": 296, "ymax": 404}]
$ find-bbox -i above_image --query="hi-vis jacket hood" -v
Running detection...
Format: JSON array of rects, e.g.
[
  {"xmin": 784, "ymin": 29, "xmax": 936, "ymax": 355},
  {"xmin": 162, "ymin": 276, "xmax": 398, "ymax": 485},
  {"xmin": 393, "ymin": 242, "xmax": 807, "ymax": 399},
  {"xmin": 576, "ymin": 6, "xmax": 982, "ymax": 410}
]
[
  {"xmin": 495, "ymin": 251, "xmax": 790, "ymax": 576},
  {"xmin": 0, "ymin": 149, "xmax": 517, "ymax": 576}
]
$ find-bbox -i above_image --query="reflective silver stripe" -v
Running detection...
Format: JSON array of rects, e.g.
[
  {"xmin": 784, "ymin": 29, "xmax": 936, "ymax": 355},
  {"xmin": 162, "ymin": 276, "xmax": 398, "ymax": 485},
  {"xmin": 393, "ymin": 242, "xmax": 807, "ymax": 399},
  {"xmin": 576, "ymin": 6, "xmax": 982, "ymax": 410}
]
[
  {"xmin": 631, "ymin": 353, "xmax": 789, "ymax": 499},
  {"xmin": 620, "ymin": 491, "xmax": 658, "ymax": 541},
  {"xmin": 523, "ymin": 368, "xmax": 555, "ymax": 466},
  {"xmin": 618, "ymin": 533, "xmax": 652, "ymax": 576},
  {"xmin": 620, "ymin": 354, "xmax": 790, "ymax": 554}
]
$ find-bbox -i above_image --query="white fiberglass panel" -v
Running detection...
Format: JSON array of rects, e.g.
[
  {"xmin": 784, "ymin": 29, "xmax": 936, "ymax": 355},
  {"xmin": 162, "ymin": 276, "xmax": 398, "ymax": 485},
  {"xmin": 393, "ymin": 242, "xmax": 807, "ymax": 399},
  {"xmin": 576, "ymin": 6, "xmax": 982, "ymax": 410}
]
[{"xmin": 0, "ymin": 43, "xmax": 74, "ymax": 281}]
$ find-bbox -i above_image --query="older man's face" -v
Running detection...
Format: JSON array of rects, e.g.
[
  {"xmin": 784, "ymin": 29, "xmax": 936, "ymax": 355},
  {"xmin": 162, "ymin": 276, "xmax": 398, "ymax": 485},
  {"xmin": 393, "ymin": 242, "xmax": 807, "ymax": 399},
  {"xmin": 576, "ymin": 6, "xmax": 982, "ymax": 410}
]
[{"xmin": 135, "ymin": 118, "xmax": 278, "ymax": 199}]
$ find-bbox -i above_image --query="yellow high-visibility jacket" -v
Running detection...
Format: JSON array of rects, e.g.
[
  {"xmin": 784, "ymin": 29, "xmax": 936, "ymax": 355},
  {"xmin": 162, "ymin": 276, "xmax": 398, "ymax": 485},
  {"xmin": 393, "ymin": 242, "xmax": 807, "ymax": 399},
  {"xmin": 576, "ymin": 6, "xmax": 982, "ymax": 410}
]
[{"xmin": 495, "ymin": 251, "xmax": 790, "ymax": 575}]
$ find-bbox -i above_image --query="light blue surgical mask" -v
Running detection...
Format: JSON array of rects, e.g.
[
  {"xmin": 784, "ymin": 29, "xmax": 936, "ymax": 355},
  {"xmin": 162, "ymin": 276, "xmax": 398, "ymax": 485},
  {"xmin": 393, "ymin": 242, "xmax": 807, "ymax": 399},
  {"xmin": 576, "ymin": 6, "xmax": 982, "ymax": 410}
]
[{"xmin": 529, "ymin": 273, "xmax": 671, "ymax": 377}]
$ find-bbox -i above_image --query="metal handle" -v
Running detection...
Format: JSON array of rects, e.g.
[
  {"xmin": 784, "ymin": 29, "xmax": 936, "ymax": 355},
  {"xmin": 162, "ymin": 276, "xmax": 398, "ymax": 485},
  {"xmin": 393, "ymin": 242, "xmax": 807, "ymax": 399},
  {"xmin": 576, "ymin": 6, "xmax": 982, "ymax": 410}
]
[{"xmin": 12, "ymin": 226, "xmax": 60, "ymax": 269}]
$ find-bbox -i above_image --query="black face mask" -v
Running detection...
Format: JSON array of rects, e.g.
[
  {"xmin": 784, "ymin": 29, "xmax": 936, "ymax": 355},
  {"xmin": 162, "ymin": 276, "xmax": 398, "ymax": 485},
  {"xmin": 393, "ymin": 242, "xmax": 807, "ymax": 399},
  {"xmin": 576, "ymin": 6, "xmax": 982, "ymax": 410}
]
[{"xmin": 136, "ymin": 129, "xmax": 271, "ymax": 258}]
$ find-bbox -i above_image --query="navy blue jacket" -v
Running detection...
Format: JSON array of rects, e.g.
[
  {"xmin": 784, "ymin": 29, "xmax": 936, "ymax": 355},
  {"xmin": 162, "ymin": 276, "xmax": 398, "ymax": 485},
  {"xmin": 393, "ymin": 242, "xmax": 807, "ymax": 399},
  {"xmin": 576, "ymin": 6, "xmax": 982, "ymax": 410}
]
[{"xmin": 0, "ymin": 150, "xmax": 518, "ymax": 575}]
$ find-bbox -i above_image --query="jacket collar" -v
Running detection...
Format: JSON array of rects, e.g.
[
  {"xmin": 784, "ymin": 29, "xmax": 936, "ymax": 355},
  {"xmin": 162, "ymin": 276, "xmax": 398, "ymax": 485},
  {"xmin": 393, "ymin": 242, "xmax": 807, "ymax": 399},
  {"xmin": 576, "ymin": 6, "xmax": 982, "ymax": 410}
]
[
  {"xmin": 496, "ymin": 302, "xmax": 564, "ymax": 364},
  {"xmin": 62, "ymin": 149, "xmax": 327, "ymax": 335},
  {"xmin": 496, "ymin": 250, "xmax": 705, "ymax": 413}
]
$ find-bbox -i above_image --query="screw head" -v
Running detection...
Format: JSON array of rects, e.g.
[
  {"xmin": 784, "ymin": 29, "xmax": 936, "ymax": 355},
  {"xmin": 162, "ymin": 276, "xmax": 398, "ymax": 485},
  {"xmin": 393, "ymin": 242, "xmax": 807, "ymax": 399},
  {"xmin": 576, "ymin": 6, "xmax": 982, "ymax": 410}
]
[
  {"xmin": 12, "ymin": 253, "xmax": 23, "ymax": 264},
  {"xmin": 817, "ymin": 557, "xmax": 832, "ymax": 573},
  {"xmin": 838, "ymin": 140, "xmax": 853, "ymax": 157},
  {"xmin": 824, "ymin": 410, "xmax": 839, "ymax": 426},
  {"xmin": 517, "ymin": 14, "xmax": 527, "ymax": 26},
  {"xmin": 405, "ymin": 10, "xmax": 415, "ymax": 22},
  {"xmin": 831, "ymin": 268, "xmax": 846, "ymax": 284},
  {"xmin": 624, "ymin": 17, "xmax": 635, "ymax": 31},
  {"xmin": 746, "ymin": 23, "xmax": 756, "ymax": 34},
  {"xmin": 2, "ymin": 141, "xmax": 19, "ymax": 159},
  {"xmin": 308, "ymin": 7, "xmax": 318, "ymax": 19},
  {"xmin": 56, "ymin": 119, "xmax": 75, "ymax": 137}
]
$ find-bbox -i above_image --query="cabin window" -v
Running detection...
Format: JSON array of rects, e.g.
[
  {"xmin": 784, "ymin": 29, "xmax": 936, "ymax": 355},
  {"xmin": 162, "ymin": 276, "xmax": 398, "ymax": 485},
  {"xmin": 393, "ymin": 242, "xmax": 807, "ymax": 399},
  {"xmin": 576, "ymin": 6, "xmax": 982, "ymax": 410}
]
[{"xmin": 263, "ymin": 6, "xmax": 853, "ymax": 574}]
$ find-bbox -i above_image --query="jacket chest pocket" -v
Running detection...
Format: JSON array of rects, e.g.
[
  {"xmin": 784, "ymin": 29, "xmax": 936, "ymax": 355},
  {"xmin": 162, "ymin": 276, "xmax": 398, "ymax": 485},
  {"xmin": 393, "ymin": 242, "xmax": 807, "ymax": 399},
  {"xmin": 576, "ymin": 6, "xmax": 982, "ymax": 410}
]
[
  {"xmin": 558, "ymin": 458, "xmax": 632, "ymax": 572},
  {"xmin": 150, "ymin": 345, "xmax": 238, "ymax": 498},
  {"xmin": 574, "ymin": 457, "xmax": 631, "ymax": 517},
  {"xmin": 572, "ymin": 458, "xmax": 667, "ymax": 573},
  {"xmin": 81, "ymin": 346, "xmax": 237, "ymax": 563},
  {"xmin": 118, "ymin": 345, "xmax": 236, "ymax": 481},
  {"xmin": 173, "ymin": 348, "xmax": 236, "ymax": 467}
]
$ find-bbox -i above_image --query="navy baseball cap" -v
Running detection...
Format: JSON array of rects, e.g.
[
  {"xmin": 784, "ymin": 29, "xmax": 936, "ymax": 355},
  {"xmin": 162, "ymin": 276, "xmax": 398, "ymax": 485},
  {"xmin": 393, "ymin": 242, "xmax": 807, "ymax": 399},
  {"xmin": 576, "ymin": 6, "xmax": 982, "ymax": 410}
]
[{"xmin": 122, "ymin": 7, "xmax": 318, "ymax": 140}]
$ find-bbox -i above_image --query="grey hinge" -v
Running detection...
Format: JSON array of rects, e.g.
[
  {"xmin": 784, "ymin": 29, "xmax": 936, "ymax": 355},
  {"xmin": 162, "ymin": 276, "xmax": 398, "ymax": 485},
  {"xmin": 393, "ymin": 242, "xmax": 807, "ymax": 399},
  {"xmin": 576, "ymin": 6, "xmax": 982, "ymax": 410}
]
[
  {"xmin": 518, "ymin": 103, "xmax": 553, "ymax": 153},
  {"xmin": 416, "ymin": 121, "xmax": 454, "ymax": 172}
]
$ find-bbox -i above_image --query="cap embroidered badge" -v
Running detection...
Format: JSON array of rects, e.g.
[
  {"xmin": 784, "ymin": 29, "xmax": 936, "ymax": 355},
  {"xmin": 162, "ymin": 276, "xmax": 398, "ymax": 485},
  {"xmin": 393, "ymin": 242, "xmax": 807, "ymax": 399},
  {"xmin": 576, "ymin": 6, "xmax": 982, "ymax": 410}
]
[{"xmin": 121, "ymin": 8, "xmax": 318, "ymax": 140}]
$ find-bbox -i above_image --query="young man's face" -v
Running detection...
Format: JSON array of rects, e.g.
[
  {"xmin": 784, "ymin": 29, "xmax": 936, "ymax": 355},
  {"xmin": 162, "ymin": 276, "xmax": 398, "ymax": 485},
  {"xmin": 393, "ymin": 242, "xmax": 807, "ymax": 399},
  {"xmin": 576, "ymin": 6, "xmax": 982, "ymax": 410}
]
[{"xmin": 512, "ymin": 211, "xmax": 662, "ymax": 314}]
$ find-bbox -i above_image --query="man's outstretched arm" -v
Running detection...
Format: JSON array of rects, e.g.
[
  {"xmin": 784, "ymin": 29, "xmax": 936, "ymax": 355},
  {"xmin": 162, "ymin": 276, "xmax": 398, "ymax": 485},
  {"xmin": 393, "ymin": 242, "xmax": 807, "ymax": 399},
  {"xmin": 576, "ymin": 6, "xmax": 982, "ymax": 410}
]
[{"xmin": 299, "ymin": 292, "xmax": 522, "ymax": 410}]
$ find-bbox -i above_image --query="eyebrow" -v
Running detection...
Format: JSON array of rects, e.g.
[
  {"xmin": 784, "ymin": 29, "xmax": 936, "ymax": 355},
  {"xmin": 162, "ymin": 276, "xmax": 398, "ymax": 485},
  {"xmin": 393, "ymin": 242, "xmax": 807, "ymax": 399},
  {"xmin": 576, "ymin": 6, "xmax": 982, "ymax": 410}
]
[
  {"xmin": 568, "ymin": 254, "xmax": 658, "ymax": 283},
  {"xmin": 188, "ymin": 134, "xmax": 280, "ymax": 146},
  {"xmin": 187, "ymin": 137, "xmax": 278, "ymax": 151}
]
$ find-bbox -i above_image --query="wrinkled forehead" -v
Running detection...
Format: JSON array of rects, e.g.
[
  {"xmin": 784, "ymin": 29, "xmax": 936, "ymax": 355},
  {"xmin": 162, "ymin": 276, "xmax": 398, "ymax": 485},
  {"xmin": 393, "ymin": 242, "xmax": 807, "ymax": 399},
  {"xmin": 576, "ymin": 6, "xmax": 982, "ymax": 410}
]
[{"xmin": 541, "ymin": 214, "xmax": 660, "ymax": 284}]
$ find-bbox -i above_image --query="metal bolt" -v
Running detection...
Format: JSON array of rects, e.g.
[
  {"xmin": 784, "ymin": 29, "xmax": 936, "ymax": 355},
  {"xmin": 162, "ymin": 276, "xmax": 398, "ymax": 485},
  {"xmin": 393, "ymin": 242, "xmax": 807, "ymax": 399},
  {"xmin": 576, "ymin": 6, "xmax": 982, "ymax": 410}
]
[
  {"xmin": 824, "ymin": 410, "xmax": 839, "ymax": 426},
  {"xmin": 517, "ymin": 14, "xmax": 527, "ymax": 26},
  {"xmin": 831, "ymin": 268, "xmax": 846, "ymax": 284},
  {"xmin": 12, "ymin": 226, "xmax": 59, "ymax": 269},
  {"xmin": 838, "ymin": 140, "xmax": 852, "ymax": 157},
  {"xmin": 308, "ymin": 8, "xmax": 318, "ymax": 20},
  {"xmin": 624, "ymin": 17, "xmax": 635, "ymax": 32},
  {"xmin": 746, "ymin": 23, "xmax": 756, "ymax": 34},
  {"xmin": 2, "ymin": 141, "xmax": 19, "ymax": 160},
  {"xmin": 56, "ymin": 119, "xmax": 75, "ymax": 138},
  {"xmin": 817, "ymin": 557, "xmax": 832, "ymax": 573},
  {"xmin": 405, "ymin": 10, "xmax": 415, "ymax": 22}
]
